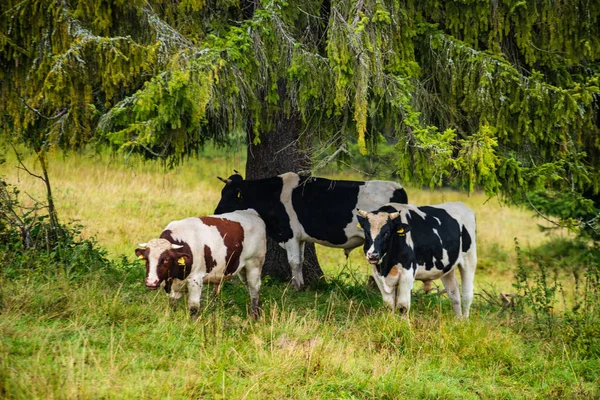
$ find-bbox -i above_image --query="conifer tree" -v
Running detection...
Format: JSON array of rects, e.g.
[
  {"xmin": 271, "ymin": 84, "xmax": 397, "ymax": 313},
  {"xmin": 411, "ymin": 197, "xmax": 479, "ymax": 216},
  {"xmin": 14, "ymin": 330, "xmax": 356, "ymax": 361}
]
[{"xmin": 2, "ymin": 1, "xmax": 599, "ymax": 279}]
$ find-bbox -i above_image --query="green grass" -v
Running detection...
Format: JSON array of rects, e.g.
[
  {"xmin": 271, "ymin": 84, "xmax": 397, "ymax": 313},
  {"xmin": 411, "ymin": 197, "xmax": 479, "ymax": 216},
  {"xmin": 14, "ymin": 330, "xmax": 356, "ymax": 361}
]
[
  {"xmin": 0, "ymin": 146, "xmax": 596, "ymax": 399},
  {"xmin": 1, "ymin": 269, "xmax": 597, "ymax": 399}
]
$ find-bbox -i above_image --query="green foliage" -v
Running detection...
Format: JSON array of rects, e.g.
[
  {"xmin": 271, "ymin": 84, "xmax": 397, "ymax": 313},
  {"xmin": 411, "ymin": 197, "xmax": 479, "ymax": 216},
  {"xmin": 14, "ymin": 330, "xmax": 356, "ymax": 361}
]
[
  {"xmin": 0, "ymin": 177, "xmax": 113, "ymax": 279},
  {"xmin": 512, "ymin": 238, "xmax": 600, "ymax": 358},
  {"xmin": 1, "ymin": 0, "xmax": 600, "ymax": 220},
  {"xmin": 526, "ymin": 190, "xmax": 600, "ymax": 240}
]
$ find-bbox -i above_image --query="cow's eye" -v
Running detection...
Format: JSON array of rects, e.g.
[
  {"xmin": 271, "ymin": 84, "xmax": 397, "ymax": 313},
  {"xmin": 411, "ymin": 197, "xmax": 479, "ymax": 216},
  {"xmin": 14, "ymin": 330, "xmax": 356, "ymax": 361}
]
[{"xmin": 163, "ymin": 259, "xmax": 169, "ymax": 264}]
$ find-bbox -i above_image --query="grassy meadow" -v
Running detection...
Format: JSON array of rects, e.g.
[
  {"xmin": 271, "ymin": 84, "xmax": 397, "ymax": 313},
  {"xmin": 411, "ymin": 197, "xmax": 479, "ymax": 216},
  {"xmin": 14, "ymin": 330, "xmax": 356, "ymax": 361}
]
[{"xmin": 0, "ymin": 146, "xmax": 598, "ymax": 399}]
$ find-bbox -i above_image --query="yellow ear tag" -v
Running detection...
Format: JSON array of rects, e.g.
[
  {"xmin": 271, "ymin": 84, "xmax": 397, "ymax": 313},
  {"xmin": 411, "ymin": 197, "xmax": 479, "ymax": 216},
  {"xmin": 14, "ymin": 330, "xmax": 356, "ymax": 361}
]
[
  {"xmin": 137, "ymin": 255, "xmax": 145, "ymax": 260},
  {"xmin": 357, "ymin": 223, "xmax": 363, "ymax": 229},
  {"xmin": 237, "ymin": 192, "xmax": 241, "ymax": 199},
  {"xmin": 397, "ymin": 228, "xmax": 405, "ymax": 236},
  {"xmin": 177, "ymin": 257, "xmax": 186, "ymax": 266}
]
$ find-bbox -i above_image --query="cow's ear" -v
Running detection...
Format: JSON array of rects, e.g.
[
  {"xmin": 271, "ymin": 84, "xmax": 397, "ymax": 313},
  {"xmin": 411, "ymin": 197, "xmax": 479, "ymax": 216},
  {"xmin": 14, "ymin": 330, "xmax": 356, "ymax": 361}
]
[
  {"xmin": 396, "ymin": 223, "xmax": 411, "ymax": 236},
  {"xmin": 135, "ymin": 248, "xmax": 146, "ymax": 259},
  {"xmin": 173, "ymin": 253, "xmax": 192, "ymax": 268}
]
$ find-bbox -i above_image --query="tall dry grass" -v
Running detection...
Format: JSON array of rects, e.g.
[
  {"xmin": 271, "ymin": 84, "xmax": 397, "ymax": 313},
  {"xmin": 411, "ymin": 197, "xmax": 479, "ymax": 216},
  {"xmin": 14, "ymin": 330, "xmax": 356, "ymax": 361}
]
[{"xmin": 0, "ymin": 145, "xmax": 564, "ymax": 291}]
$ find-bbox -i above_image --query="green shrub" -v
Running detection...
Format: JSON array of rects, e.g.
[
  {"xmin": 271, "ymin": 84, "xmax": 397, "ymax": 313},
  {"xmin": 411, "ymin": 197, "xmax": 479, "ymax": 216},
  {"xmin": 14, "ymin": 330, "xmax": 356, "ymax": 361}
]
[
  {"xmin": 0, "ymin": 177, "xmax": 130, "ymax": 280},
  {"xmin": 513, "ymin": 237, "xmax": 600, "ymax": 358}
]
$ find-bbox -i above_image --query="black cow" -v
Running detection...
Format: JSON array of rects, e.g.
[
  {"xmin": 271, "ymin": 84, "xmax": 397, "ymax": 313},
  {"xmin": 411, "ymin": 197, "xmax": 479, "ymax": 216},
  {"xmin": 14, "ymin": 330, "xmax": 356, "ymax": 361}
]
[
  {"xmin": 357, "ymin": 202, "xmax": 477, "ymax": 318},
  {"xmin": 214, "ymin": 172, "xmax": 408, "ymax": 289}
]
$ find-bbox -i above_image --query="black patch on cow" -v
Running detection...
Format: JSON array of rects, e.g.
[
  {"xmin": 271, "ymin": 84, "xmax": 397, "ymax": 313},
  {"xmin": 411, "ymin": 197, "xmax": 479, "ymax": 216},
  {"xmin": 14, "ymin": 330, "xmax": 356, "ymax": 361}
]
[
  {"xmin": 389, "ymin": 188, "xmax": 408, "ymax": 204},
  {"xmin": 376, "ymin": 205, "xmax": 400, "ymax": 214},
  {"xmin": 358, "ymin": 212, "xmax": 413, "ymax": 277},
  {"xmin": 292, "ymin": 177, "xmax": 364, "ymax": 245},
  {"xmin": 214, "ymin": 175, "xmax": 294, "ymax": 243},
  {"xmin": 363, "ymin": 206, "xmax": 462, "ymax": 277},
  {"xmin": 378, "ymin": 223, "xmax": 414, "ymax": 277},
  {"xmin": 461, "ymin": 225, "xmax": 472, "ymax": 252},
  {"xmin": 159, "ymin": 230, "xmax": 194, "ymax": 293},
  {"xmin": 407, "ymin": 207, "xmax": 460, "ymax": 272}
]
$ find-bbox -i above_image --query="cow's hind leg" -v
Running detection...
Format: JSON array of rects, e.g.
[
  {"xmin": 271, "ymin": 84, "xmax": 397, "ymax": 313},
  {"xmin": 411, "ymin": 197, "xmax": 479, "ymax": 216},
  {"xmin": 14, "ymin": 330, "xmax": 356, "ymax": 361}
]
[
  {"xmin": 440, "ymin": 269, "xmax": 462, "ymax": 317},
  {"xmin": 284, "ymin": 240, "xmax": 305, "ymax": 291},
  {"xmin": 458, "ymin": 250, "xmax": 477, "ymax": 318}
]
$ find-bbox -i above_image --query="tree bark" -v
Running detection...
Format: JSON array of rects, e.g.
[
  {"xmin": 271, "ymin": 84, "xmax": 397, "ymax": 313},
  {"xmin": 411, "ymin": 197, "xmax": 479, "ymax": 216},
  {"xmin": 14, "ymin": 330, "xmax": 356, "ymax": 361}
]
[{"xmin": 245, "ymin": 82, "xmax": 324, "ymax": 286}]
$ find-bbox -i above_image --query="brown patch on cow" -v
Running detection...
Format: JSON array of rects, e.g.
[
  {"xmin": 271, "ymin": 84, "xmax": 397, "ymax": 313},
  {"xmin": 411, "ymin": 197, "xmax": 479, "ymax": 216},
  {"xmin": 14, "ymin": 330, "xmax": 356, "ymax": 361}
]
[
  {"xmin": 135, "ymin": 247, "xmax": 151, "ymax": 283},
  {"xmin": 201, "ymin": 217, "xmax": 245, "ymax": 275},
  {"xmin": 204, "ymin": 245, "xmax": 217, "ymax": 273},
  {"xmin": 159, "ymin": 230, "xmax": 194, "ymax": 282},
  {"xmin": 388, "ymin": 266, "xmax": 399, "ymax": 277}
]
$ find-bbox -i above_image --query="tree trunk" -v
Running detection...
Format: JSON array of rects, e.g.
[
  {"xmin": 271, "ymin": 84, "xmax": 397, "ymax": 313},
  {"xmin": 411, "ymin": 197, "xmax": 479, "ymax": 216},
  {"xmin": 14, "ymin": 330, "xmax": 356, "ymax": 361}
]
[{"xmin": 245, "ymin": 82, "xmax": 324, "ymax": 286}]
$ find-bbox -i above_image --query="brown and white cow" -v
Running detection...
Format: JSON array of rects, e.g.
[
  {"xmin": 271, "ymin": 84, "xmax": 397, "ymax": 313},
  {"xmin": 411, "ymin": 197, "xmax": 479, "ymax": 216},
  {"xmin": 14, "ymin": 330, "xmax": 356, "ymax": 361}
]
[{"xmin": 135, "ymin": 209, "xmax": 266, "ymax": 319}]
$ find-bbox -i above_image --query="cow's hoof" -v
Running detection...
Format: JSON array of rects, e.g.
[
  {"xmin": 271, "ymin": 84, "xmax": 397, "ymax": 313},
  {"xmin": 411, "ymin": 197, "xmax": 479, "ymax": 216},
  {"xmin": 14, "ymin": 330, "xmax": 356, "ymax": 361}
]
[
  {"xmin": 250, "ymin": 307, "xmax": 262, "ymax": 320},
  {"xmin": 190, "ymin": 308, "xmax": 199, "ymax": 321},
  {"xmin": 291, "ymin": 278, "xmax": 304, "ymax": 291}
]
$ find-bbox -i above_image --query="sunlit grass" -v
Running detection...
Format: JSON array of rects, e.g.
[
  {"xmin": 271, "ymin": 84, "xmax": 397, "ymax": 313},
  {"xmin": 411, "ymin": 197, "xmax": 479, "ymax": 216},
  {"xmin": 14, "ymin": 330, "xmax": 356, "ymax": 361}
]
[{"xmin": 1, "ymin": 269, "xmax": 596, "ymax": 399}]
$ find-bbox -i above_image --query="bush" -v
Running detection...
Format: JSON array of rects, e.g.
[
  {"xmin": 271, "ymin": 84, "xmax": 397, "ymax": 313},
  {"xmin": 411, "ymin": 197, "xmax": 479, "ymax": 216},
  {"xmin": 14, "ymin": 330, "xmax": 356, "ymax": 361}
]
[
  {"xmin": 0, "ymin": 177, "xmax": 119, "ymax": 279},
  {"xmin": 512, "ymin": 237, "xmax": 600, "ymax": 358}
]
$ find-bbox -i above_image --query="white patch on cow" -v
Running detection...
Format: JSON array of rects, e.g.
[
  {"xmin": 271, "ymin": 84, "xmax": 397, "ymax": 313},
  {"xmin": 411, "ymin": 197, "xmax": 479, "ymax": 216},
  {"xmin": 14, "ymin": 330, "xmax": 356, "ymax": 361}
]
[
  {"xmin": 433, "ymin": 216, "xmax": 442, "ymax": 225},
  {"xmin": 278, "ymin": 173, "xmax": 304, "ymax": 240},
  {"xmin": 370, "ymin": 266, "xmax": 395, "ymax": 308},
  {"xmin": 414, "ymin": 263, "xmax": 445, "ymax": 280},
  {"xmin": 441, "ymin": 248, "xmax": 450, "ymax": 265}
]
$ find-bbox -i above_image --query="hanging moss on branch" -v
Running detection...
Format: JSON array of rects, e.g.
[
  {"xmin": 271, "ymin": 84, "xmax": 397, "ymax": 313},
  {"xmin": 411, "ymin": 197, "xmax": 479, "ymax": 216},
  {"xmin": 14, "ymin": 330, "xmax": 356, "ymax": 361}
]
[{"xmin": 1, "ymin": 0, "xmax": 599, "ymax": 218}]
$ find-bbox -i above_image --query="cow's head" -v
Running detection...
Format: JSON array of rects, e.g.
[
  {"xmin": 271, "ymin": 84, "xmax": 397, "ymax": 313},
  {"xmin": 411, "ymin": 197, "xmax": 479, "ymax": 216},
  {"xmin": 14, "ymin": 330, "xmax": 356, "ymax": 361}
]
[
  {"xmin": 356, "ymin": 209, "xmax": 412, "ymax": 270},
  {"xmin": 214, "ymin": 170, "xmax": 247, "ymax": 214},
  {"xmin": 135, "ymin": 238, "xmax": 192, "ymax": 290}
]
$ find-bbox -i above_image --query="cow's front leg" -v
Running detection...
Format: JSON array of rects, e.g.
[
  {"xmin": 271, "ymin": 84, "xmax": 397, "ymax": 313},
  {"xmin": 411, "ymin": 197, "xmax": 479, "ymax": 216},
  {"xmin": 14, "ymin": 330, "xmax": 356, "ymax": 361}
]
[
  {"xmin": 169, "ymin": 289, "xmax": 183, "ymax": 311},
  {"xmin": 168, "ymin": 279, "xmax": 186, "ymax": 311},
  {"xmin": 371, "ymin": 267, "xmax": 396, "ymax": 310},
  {"xmin": 187, "ymin": 274, "xmax": 203, "ymax": 321},
  {"xmin": 394, "ymin": 268, "xmax": 415, "ymax": 318},
  {"xmin": 284, "ymin": 240, "xmax": 305, "ymax": 291}
]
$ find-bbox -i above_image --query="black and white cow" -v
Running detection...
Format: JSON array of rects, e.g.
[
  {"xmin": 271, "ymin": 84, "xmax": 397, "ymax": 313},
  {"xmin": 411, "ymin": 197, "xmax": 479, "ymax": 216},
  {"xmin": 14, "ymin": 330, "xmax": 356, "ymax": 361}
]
[
  {"xmin": 135, "ymin": 210, "xmax": 266, "ymax": 319},
  {"xmin": 356, "ymin": 202, "xmax": 477, "ymax": 318},
  {"xmin": 214, "ymin": 172, "xmax": 408, "ymax": 290}
]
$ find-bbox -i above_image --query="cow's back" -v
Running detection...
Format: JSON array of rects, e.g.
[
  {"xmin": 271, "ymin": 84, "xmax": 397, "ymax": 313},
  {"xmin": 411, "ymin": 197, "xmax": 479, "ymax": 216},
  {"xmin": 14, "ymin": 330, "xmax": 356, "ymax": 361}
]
[
  {"xmin": 164, "ymin": 211, "xmax": 266, "ymax": 278},
  {"xmin": 384, "ymin": 202, "xmax": 475, "ymax": 277},
  {"xmin": 292, "ymin": 176, "xmax": 407, "ymax": 246}
]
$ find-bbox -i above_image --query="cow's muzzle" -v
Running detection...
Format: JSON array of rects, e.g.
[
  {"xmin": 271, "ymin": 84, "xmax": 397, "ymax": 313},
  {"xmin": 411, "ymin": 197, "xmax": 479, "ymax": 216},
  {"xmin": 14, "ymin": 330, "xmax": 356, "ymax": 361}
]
[
  {"xmin": 367, "ymin": 251, "xmax": 380, "ymax": 265},
  {"xmin": 367, "ymin": 256, "xmax": 380, "ymax": 265},
  {"xmin": 145, "ymin": 279, "xmax": 160, "ymax": 290}
]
